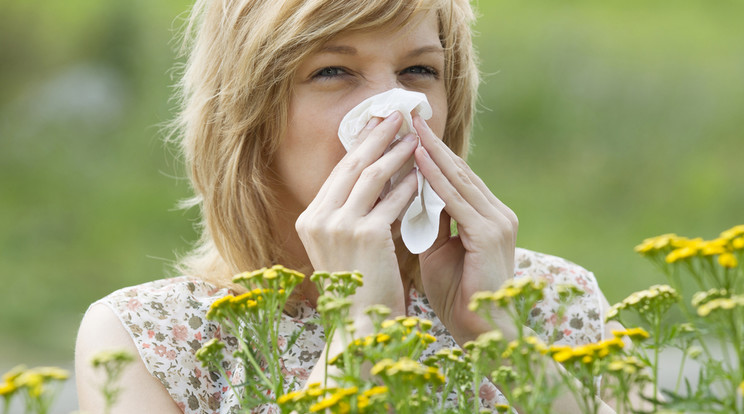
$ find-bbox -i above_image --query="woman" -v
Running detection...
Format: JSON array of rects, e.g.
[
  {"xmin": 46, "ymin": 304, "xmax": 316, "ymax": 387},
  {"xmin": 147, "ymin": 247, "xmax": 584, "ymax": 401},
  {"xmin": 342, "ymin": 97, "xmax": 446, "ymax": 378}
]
[{"xmin": 76, "ymin": 0, "xmax": 621, "ymax": 412}]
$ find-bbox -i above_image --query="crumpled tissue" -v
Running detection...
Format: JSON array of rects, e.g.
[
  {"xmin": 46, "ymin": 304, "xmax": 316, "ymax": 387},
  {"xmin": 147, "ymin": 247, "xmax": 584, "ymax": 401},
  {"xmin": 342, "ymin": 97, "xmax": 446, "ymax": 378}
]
[{"xmin": 337, "ymin": 88, "xmax": 445, "ymax": 254}]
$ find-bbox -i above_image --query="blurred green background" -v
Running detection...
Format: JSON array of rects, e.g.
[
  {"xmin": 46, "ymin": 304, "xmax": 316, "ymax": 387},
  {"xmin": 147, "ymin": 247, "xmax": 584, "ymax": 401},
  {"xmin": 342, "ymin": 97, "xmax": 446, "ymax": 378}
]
[{"xmin": 1, "ymin": 0, "xmax": 742, "ymax": 369}]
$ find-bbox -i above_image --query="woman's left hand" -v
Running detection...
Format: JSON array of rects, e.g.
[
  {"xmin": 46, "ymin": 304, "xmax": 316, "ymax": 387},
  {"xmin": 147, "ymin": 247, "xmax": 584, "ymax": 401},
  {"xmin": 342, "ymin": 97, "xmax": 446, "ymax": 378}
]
[{"xmin": 413, "ymin": 115, "xmax": 519, "ymax": 346}]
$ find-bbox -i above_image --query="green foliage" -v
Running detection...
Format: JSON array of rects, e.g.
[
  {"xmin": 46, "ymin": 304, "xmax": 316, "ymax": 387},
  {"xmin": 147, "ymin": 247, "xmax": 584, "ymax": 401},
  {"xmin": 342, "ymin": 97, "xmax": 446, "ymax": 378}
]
[{"xmin": 1, "ymin": 0, "xmax": 742, "ymax": 366}]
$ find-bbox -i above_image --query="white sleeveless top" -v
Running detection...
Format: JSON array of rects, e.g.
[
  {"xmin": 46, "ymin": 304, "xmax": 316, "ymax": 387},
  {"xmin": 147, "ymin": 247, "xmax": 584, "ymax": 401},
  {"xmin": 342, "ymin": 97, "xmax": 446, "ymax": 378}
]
[{"xmin": 96, "ymin": 248, "xmax": 605, "ymax": 413}]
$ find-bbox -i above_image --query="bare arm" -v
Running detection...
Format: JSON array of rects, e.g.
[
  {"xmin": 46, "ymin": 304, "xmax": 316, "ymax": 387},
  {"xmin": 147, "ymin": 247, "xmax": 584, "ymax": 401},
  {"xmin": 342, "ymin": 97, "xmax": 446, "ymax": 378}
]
[{"xmin": 75, "ymin": 303, "xmax": 182, "ymax": 413}]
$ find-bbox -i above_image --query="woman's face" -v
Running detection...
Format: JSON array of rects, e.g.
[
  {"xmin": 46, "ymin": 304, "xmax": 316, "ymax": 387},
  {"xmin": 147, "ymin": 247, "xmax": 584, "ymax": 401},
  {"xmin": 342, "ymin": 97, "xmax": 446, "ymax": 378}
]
[{"xmin": 272, "ymin": 11, "xmax": 447, "ymax": 215}]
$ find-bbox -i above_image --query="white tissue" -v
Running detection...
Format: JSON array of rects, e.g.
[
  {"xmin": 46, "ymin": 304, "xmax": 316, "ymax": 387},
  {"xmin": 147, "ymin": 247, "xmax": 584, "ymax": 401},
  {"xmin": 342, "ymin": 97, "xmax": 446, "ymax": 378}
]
[{"xmin": 337, "ymin": 88, "xmax": 445, "ymax": 254}]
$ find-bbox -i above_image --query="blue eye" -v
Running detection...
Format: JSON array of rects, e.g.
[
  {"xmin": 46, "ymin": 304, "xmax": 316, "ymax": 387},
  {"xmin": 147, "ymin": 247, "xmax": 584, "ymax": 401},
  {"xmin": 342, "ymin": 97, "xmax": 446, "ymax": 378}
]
[
  {"xmin": 401, "ymin": 65, "xmax": 438, "ymax": 77},
  {"xmin": 312, "ymin": 67, "xmax": 347, "ymax": 79}
]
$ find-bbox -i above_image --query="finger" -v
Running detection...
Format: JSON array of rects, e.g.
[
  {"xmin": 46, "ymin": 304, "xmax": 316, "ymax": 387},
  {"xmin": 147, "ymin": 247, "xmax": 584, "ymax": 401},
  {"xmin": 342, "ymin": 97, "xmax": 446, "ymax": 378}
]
[
  {"xmin": 345, "ymin": 133, "xmax": 418, "ymax": 213},
  {"xmin": 413, "ymin": 116, "xmax": 503, "ymax": 208},
  {"xmin": 413, "ymin": 144, "xmax": 482, "ymax": 228},
  {"xmin": 366, "ymin": 169, "xmax": 418, "ymax": 223},
  {"xmin": 311, "ymin": 112, "xmax": 404, "ymax": 209},
  {"xmin": 414, "ymin": 116, "xmax": 517, "ymax": 227}
]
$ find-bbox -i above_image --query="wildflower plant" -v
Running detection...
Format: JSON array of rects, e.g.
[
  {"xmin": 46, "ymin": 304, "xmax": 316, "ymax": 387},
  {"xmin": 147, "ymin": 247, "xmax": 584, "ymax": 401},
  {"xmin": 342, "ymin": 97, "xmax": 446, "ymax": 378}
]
[
  {"xmin": 90, "ymin": 349, "xmax": 135, "ymax": 414},
  {"xmin": 0, "ymin": 365, "xmax": 69, "ymax": 414},
  {"xmin": 192, "ymin": 224, "xmax": 744, "ymax": 413},
  {"xmin": 199, "ymin": 265, "xmax": 306, "ymax": 410},
  {"xmin": 623, "ymin": 224, "xmax": 744, "ymax": 412}
]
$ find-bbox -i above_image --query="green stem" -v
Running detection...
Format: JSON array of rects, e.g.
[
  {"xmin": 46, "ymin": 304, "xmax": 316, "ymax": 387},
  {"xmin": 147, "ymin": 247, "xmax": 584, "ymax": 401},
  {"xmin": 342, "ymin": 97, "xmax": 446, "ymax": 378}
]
[
  {"xmin": 652, "ymin": 313, "xmax": 661, "ymax": 412},
  {"xmin": 674, "ymin": 347, "xmax": 688, "ymax": 393},
  {"xmin": 472, "ymin": 360, "xmax": 480, "ymax": 413}
]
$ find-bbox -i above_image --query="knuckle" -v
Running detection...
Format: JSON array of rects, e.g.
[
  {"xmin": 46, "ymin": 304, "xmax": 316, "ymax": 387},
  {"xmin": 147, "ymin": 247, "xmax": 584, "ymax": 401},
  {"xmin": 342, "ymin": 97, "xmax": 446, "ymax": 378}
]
[
  {"xmin": 454, "ymin": 168, "xmax": 471, "ymax": 186},
  {"xmin": 334, "ymin": 156, "xmax": 363, "ymax": 176},
  {"xmin": 453, "ymin": 156, "xmax": 469, "ymax": 170},
  {"xmin": 359, "ymin": 165, "xmax": 384, "ymax": 183},
  {"xmin": 325, "ymin": 216, "xmax": 351, "ymax": 237},
  {"xmin": 443, "ymin": 186, "xmax": 466, "ymax": 204},
  {"xmin": 354, "ymin": 221, "xmax": 385, "ymax": 241}
]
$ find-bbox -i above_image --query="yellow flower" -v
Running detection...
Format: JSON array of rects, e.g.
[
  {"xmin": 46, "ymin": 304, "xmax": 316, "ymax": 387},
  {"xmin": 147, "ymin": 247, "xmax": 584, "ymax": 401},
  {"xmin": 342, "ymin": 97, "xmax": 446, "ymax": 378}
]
[
  {"xmin": 634, "ymin": 233, "xmax": 678, "ymax": 254},
  {"xmin": 666, "ymin": 245, "xmax": 699, "ymax": 263},
  {"xmin": 606, "ymin": 285, "xmax": 679, "ymax": 321},
  {"xmin": 550, "ymin": 338, "xmax": 624, "ymax": 366},
  {"xmin": 0, "ymin": 380, "xmax": 17, "ymax": 396},
  {"xmin": 721, "ymin": 225, "xmax": 744, "ymax": 241},
  {"xmin": 719, "ymin": 252, "xmax": 738, "ymax": 269},
  {"xmin": 469, "ymin": 277, "xmax": 546, "ymax": 310},
  {"xmin": 739, "ymin": 380, "xmax": 744, "ymax": 396},
  {"xmin": 495, "ymin": 403, "xmax": 512, "ymax": 413},
  {"xmin": 365, "ymin": 304, "xmax": 392, "ymax": 318},
  {"xmin": 305, "ymin": 382, "xmax": 326, "ymax": 397},
  {"xmin": 2, "ymin": 365, "xmax": 27, "ymax": 383},
  {"xmin": 697, "ymin": 295, "xmax": 744, "ymax": 317},
  {"xmin": 401, "ymin": 317, "xmax": 418, "ymax": 328},
  {"xmin": 206, "ymin": 295, "xmax": 234, "ymax": 319},
  {"xmin": 372, "ymin": 357, "xmax": 445, "ymax": 385},
  {"xmin": 16, "ymin": 372, "xmax": 44, "ymax": 398},
  {"xmin": 34, "ymin": 367, "xmax": 70, "ymax": 381},
  {"xmin": 552, "ymin": 350, "xmax": 573, "ymax": 363},
  {"xmin": 362, "ymin": 385, "xmax": 388, "ymax": 397},
  {"xmin": 733, "ymin": 237, "xmax": 744, "ymax": 250},
  {"xmin": 308, "ymin": 386, "xmax": 358, "ymax": 413},
  {"xmin": 701, "ymin": 238, "xmax": 729, "ymax": 256},
  {"xmin": 309, "ymin": 394, "xmax": 342, "ymax": 412},
  {"xmin": 691, "ymin": 288, "xmax": 729, "ymax": 307},
  {"xmin": 612, "ymin": 327, "xmax": 650, "ymax": 340},
  {"xmin": 277, "ymin": 389, "xmax": 306, "ymax": 404}
]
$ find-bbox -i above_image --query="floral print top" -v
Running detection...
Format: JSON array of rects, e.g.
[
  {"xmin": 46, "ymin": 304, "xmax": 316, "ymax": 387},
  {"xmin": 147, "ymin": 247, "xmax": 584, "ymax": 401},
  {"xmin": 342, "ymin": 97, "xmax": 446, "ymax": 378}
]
[{"xmin": 96, "ymin": 248, "xmax": 605, "ymax": 413}]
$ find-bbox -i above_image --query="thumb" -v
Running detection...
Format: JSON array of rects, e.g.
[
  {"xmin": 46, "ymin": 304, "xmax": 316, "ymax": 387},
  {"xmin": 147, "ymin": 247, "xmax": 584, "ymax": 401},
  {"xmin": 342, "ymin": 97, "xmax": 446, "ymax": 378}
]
[{"xmin": 421, "ymin": 210, "xmax": 452, "ymax": 259}]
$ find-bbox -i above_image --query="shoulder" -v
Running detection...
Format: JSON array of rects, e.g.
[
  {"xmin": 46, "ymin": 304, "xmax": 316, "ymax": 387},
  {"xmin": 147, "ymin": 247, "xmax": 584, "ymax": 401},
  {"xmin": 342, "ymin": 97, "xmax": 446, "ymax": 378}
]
[
  {"xmin": 514, "ymin": 248, "xmax": 606, "ymax": 346},
  {"xmin": 75, "ymin": 303, "xmax": 182, "ymax": 413},
  {"xmin": 514, "ymin": 247, "xmax": 599, "ymax": 295},
  {"xmin": 78, "ymin": 276, "xmax": 240, "ymax": 413}
]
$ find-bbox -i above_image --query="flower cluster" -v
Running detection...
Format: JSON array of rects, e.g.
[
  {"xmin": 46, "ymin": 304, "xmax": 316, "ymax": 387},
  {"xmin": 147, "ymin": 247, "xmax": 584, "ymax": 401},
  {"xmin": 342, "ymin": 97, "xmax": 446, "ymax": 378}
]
[
  {"xmin": 89, "ymin": 349, "xmax": 134, "ymax": 414},
  {"xmin": 278, "ymin": 383, "xmax": 389, "ymax": 413},
  {"xmin": 635, "ymin": 225, "xmax": 744, "ymax": 271},
  {"xmin": 1, "ymin": 365, "xmax": 69, "ymax": 414},
  {"xmin": 605, "ymin": 284, "xmax": 679, "ymax": 323},
  {"xmin": 695, "ymin": 294, "xmax": 744, "ymax": 317},
  {"xmin": 550, "ymin": 336, "xmax": 626, "ymax": 365},
  {"xmin": 199, "ymin": 266, "xmax": 309, "ymax": 410},
  {"xmin": 620, "ymin": 224, "xmax": 744, "ymax": 413},
  {"xmin": 468, "ymin": 277, "xmax": 546, "ymax": 311},
  {"xmin": 233, "ymin": 265, "xmax": 305, "ymax": 291}
]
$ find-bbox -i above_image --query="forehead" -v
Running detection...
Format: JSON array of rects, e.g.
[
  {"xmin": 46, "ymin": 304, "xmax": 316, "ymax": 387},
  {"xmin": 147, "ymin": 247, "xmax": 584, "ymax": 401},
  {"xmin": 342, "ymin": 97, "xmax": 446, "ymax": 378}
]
[{"xmin": 320, "ymin": 11, "xmax": 441, "ymax": 51}]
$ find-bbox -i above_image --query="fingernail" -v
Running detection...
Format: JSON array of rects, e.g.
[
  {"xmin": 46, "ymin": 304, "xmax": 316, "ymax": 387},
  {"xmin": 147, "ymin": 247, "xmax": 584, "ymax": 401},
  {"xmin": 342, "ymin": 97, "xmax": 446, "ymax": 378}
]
[
  {"xmin": 365, "ymin": 117, "xmax": 382, "ymax": 130},
  {"xmin": 386, "ymin": 111, "xmax": 401, "ymax": 122},
  {"xmin": 402, "ymin": 133, "xmax": 417, "ymax": 143}
]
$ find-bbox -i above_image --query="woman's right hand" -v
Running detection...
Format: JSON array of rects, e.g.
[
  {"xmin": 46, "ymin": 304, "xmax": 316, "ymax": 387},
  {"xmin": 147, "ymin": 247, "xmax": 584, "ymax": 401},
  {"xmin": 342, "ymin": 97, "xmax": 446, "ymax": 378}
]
[{"xmin": 295, "ymin": 111, "xmax": 418, "ymax": 321}]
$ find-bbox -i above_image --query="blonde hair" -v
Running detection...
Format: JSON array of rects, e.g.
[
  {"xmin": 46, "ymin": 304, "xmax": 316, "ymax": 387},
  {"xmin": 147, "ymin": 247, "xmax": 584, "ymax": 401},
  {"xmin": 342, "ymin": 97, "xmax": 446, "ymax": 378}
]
[{"xmin": 172, "ymin": 0, "xmax": 480, "ymax": 287}]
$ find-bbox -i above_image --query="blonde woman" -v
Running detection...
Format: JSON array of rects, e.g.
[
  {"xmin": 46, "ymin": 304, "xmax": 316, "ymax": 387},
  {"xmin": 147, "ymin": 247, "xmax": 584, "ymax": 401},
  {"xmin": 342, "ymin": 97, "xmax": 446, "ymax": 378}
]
[{"xmin": 76, "ymin": 0, "xmax": 622, "ymax": 412}]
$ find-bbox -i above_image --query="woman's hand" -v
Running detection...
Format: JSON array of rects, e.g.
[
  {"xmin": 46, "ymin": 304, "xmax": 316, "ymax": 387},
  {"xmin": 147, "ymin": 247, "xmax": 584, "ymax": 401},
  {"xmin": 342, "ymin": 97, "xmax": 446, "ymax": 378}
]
[
  {"xmin": 413, "ymin": 115, "xmax": 519, "ymax": 346},
  {"xmin": 295, "ymin": 112, "xmax": 419, "ymax": 322}
]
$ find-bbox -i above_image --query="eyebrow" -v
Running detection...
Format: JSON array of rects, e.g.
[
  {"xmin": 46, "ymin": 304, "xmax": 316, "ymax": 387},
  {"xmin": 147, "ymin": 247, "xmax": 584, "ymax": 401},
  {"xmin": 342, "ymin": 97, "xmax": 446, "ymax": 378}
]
[{"xmin": 318, "ymin": 44, "xmax": 444, "ymax": 58}]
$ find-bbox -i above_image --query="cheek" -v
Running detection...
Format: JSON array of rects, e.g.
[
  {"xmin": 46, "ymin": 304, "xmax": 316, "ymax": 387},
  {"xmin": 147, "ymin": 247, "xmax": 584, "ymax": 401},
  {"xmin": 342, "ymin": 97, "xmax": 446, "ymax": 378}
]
[
  {"xmin": 428, "ymin": 94, "xmax": 448, "ymax": 139},
  {"xmin": 277, "ymin": 105, "xmax": 348, "ymax": 206}
]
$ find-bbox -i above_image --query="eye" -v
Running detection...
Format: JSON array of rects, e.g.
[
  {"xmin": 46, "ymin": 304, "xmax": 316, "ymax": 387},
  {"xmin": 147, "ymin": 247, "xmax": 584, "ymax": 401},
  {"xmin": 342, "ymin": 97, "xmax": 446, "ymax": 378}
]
[
  {"xmin": 400, "ymin": 65, "xmax": 439, "ymax": 78},
  {"xmin": 311, "ymin": 67, "xmax": 348, "ymax": 80}
]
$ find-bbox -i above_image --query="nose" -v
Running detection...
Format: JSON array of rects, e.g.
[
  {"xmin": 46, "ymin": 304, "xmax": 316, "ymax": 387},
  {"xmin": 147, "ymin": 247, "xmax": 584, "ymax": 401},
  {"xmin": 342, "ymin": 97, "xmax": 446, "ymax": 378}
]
[{"xmin": 362, "ymin": 74, "xmax": 404, "ymax": 101}]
